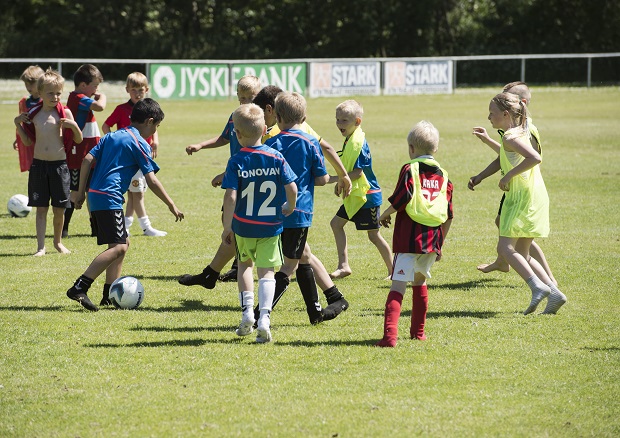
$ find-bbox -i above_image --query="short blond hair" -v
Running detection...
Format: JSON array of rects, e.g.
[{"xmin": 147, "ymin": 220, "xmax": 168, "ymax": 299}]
[
  {"xmin": 20, "ymin": 65, "xmax": 44, "ymax": 84},
  {"xmin": 336, "ymin": 99, "xmax": 363, "ymax": 119},
  {"xmin": 237, "ymin": 75, "xmax": 261, "ymax": 94},
  {"xmin": 407, "ymin": 120, "xmax": 440, "ymax": 155},
  {"xmin": 275, "ymin": 91, "xmax": 306, "ymax": 125},
  {"xmin": 126, "ymin": 72, "xmax": 149, "ymax": 89},
  {"xmin": 233, "ymin": 104, "xmax": 265, "ymax": 141},
  {"xmin": 503, "ymin": 81, "xmax": 531, "ymax": 105},
  {"xmin": 37, "ymin": 68, "xmax": 64, "ymax": 93}
]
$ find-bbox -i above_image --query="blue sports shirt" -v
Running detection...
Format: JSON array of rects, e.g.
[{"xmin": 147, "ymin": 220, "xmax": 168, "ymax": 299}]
[
  {"xmin": 352, "ymin": 138, "xmax": 382, "ymax": 209},
  {"xmin": 222, "ymin": 145, "xmax": 297, "ymax": 238},
  {"xmin": 88, "ymin": 126, "xmax": 159, "ymax": 211},
  {"xmin": 221, "ymin": 112, "xmax": 243, "ymax": 157},
  {"xmin": 265, "ymin": 128, "xmax": 327, "ymax": 228}
]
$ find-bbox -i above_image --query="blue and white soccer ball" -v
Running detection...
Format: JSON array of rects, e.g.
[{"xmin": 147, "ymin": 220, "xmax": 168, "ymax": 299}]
[
  {"xmin": 109, "ymin": 276, "xmax": 145, "ymax": 309},
  {"xmin": 7, "ymin": 194, "xmax": 32, "ymax": 218}
]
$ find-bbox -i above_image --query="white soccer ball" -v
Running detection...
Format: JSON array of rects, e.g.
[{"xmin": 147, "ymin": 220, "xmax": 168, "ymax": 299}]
[
  {"xmin": 7, "ymin": 194, "xmax": 32, "ymax": 218},
  {"xmin": 109, "ymin": 276, "xmax": 145, "ymax": 309}
]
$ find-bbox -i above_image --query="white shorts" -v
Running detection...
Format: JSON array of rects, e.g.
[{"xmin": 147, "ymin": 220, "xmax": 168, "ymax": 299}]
[
  {"xmin": 390, "ymin": 252, "xmax": 437, "ymax": 282},
  {"xmin": 128, "ymin": 170, "xmax": 147, "ymax": 193}
]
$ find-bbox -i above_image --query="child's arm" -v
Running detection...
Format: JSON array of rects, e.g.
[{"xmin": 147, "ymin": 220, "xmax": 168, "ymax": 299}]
[
  {"xmin": 144, "ymin": 172, "xmax": 184, "ymax": 221},
  {"xmin": 473, "ymin": 127, "xmax": 501, "ymax": 154},
  {"xmin": 150, "ymin": 131, "xmax": 160, "ymax": 159},
  {"xmin": 101, "ymin": 123, "xmax": 112, "ymax": 134},
  {"xmin": 212, "ymin": 171, "xmax": 225, "ymax": 187},
  {"xmin": 221, "ymin": 188, "xmax": 236, "ymax": 245},
  {"xmin": 72, "ymin": 153, "xmax": 95, "ymax": 209},
  {"xmin": 282, "ymin": 182, "xmax": 297, "ymax": 216},
  {"xmin": 89, "ymin": 92, "xmax": 107, "ymax": 112},
  {"xmin": 315, "ymin": 174, "xmax": 329, "ymax": 187},
  {"xmin": 61, "ymin": 109, "xmax": 83, "ymax": 144},
  {"xmin": 468, "ymin": 158, "xmax": 501, "ymax": 191},
  {"xmin": 186, "ymin": 135, "xmax": 229, "ymax": 155},
  {"xmin": 499, "ymin": 137, "xmax": 542, "ymax": 191},
  {"xmin": 319, "ymin": 138, "xmax": 352, "ymax": 197},
  {"xmin": 436, "ymin": 218, "xmax": 453, "ymax": 261},
  {"xmin": 379, "ymin": 205, "xmax": 397, "ymax": 228},
  {"xmin": 13, "ymin": 113, "xmax": 32, "ymax": 146}
]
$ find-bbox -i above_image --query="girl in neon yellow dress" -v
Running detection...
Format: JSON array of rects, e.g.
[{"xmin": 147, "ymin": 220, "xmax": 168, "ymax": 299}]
[{"xmin": 489, "ymin": 93, "xmax": 566, "ymax": 315}]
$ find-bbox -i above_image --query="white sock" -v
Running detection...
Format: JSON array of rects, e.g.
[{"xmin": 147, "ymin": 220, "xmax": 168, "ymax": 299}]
[
  {"xmin": 239, "ymin": 291, "xmax": 254, "ymax": 321},
  {"xmin": 526, "ymin": 275, "xmax": 549, "ymax": 294},
  {"xmin": 138, "ymin": 216, "xmax": 151, "ymax": 230},
  {"xmin": 258, "ymin": 278, "xmax": 275, "ymax": 325},
  {"xmin": 125, "ymin": 216, "xmax": 134, "ymax": 229}
]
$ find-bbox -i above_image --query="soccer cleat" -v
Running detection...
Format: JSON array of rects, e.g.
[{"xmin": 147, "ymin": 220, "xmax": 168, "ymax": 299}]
[
  {"xmin": 235, "ymin": 318, "xmax": 255, "ymax": 336},
  {"xmin": 100, "ymin": 297, "xmax": 112, "ymax": 306},
  {"xmin": 542, "ymin": 289, "xmax": 567, "ymax": 314},
  {"xmin": 309, "ymin": 311, "xmax": 324, "ymax": 325},
  {"xmin": 66, "ymin": 287, "xmax": 99, "ymax": 312},
  {"xmin": 143, "ymin": 227, "xmax": 167, "ymax": 237},
  {"xmin": 322, "ymin": 297, "xmax": 349, "ymax": 321},
  {"xmin": 178, "ymin": 272, "xmax": 217, "ymax": 289},
  {"xmin": 256, "ymin": 326, "xmax": 272, "ymax": 344},
  {"xmin": 218, "ymin": 268, "xmax": 238, "ymax": 282},
  {"xmin": 523, "ymin": 288, "xmax": 550, "ymax": 315}
]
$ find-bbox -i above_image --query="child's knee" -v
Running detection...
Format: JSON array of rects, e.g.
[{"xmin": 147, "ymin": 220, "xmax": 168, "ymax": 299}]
[{"xmin": 367, "ymin": 229, "xmax": 382, "ymax": 243}]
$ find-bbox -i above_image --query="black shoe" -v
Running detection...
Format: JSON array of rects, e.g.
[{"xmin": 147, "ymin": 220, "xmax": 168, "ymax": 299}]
[
  {"xmin": 309, "ymin": 311, "xmax": 324, "ymax": 325},
  {"xmin": 67, "ymin": 287, "xmax": 99, "ymax": 312},
  {"xmin": 322, "ymin": 298, "xmax": 349, "ymax": 321},
  {"xmin": 218, "ymin": 269, "xmax": 238, "ymax": 282},
  {"xmin": 100, "ymin": 297, "xmax": 112, "ymax": 306},
  {"xmin": 178, "ymin": 272, "xmax": 217, "ymax": 289},
  {"xmin": 62, "ymin": 229, "xmax": 69, "ymax": 238}
]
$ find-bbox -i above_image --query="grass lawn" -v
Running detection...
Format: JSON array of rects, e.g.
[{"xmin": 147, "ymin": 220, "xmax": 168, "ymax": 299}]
[{"xmin": 0, "ymin": 81, "xmax": 619, "ymax": 437}]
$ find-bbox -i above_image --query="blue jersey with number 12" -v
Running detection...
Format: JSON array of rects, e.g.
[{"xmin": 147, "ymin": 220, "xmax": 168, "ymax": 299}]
[{"xmin": 222, "ymin": 145, "xmax": 297, "ymax": 238}]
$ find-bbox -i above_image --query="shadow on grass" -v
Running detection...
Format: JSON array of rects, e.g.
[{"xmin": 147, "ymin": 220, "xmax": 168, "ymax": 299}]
[
  {"xmin": 0, "ymin": 252, "xmax": 38, "ymax": 257},
  {"xmin": 129, "ymin": 325, "xmax": 227, "ymax": 333},
  {"xmin": 0, "ymin": 305, "xmax": 66, "ymax": 311},
  {"xmin": 273, "ymin": 339, "xmax": 377, "ymax": 347},
  {"xmin": 376, "ymin": 277, "xmax": 518, "ymax": 291},
  {"xmin": 0, "ymin": 233, "xmax": 91, "ymax": 240},
  {"xmin": 582, "ymin": 346, "xmax": 620, "ymax": 352},
  {"xmin": 141, "ymin": 299, "xmax": 237, "ymax": 313},
  {"xmin": 85, "ymin": 338, "xmax": 208, "ymax": 348},
  {"xmin": 361, "ymin": 309, "xmax": 500, "ymax": 319}
]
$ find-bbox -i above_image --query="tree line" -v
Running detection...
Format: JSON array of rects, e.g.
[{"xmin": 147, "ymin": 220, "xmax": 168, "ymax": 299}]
[{"xmin": 1, "ymin": 0, "xmax": 618, "ymax": 83}]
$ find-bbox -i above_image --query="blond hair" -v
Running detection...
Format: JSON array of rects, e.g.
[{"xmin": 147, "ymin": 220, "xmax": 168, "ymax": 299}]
[
  {"xmin": 237, "ymin": 75, "xmax": 261, "ymax": 94},
  {"xmin": 492, "ymin": 92, "xmax": 529, "ymax": 130},
  {"xmin": 408, "ymin": 120, "xmax": 439, "ymax": 155},
  {"xmin": 20, "ymin": 65, "xmax": 44, "ymax": 84},
  {"xmin": 126, "ymin": 72, "xmax": 149, "ymax": 89},
  {"xmin": 503, "ymin": 81, "xmax": 531, "ymax": 105},
  {"xmin": 233, "ymin": 104, "xmax": 265, "ymax": 140},
  {"xmin": 275, "ymin": 91, "xmax": 306, "ymax": 125},
  {"xmin": 336, "ymin": 99, "xmax": 364, "ymax": 119},
  {"xmin": 37, "ymin": 68, "xmax": 64, "ymax": 93}
]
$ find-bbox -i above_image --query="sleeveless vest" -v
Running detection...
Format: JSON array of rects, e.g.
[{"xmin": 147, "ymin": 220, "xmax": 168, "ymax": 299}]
[{"xmin": 405, "ymin": 157, "xmax": 449, "ymax": 227}]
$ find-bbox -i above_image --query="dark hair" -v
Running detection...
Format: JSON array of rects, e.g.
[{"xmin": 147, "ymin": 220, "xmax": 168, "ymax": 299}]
[
  {"xmin": 253, "ymin": 85, "xmax": 283, "ymax": 110},
  {"xmin": 130, "ymin": 98, "xmax": 165, "ymax": 124},
  {"xmin": 73, "ymin": 64, "xmax": 103, "ymax": 86}
]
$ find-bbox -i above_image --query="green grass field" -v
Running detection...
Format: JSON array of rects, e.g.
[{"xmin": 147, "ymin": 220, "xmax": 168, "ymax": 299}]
[{"xmin": 0, "ymin": 82, "xmax": 619, "ymax": 437}]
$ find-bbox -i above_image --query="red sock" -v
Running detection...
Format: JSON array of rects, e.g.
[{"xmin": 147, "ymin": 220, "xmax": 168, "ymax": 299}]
[
  {"xmin": 411, "ymin": 285, "xmax": 428, "ymax": 340},
  {"xmin": 376, "ymin": 291, "xmax": 403, "ymax": 347}
]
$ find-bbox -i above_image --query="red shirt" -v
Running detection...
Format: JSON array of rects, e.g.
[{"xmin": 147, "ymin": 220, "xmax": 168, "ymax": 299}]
[
  {"xmin": 388, "ymin": 161, "xmax": 454, "ymax": 255},
  {"xmin": 104, "ymin": 101, "xmax": 153, "ymax": 144}
]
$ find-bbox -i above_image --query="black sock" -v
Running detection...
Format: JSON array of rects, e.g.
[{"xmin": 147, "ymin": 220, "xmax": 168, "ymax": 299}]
[
  {"xmin": 297, "ymin": 264, "xmax": 322, "ymax": 322},
  {"xmin": 230, "ymin": 258, "xmax": 238, "ymax": 270},
  {"xmin": 323, "ymin": 285, "xmax": 344, "ymax": 304},
  {"xmin": 102, "ymin": 283, "xmax": 111, "ymax": 299},
  {"xmin": 74, "ymin": 275, "xmax": 94, "ymax": 293},
  {"xmin": 63, "ymin": 203, "xmax": 74, "ymax": 231}
]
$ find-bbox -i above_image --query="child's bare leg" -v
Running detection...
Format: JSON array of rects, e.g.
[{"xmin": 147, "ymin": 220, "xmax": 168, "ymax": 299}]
[
  {"xmin": 84, "ymin": 243, "xmax": 129, "ymax": 281},
  {"xmin": 210, "ymin": 241, "xmax": 236, "ymax": 273},
  {"xmin": 478, "ymin": 215, "xmax": 510, "ymax": 273},
  {"xmin": 529, "ymin": 241, "xmax": 557, "ymax": 286},
  {"xmin": 52, "ymin": 207, "xmax": 70, "ymax": 254},
  {"xmin": 367, "ymin": 229, "xmax": 393, "ymax": 277},
  {"xmin": 104, "ymin": 243, "xmax": 127, "ymax": 285},
  {"xmin": 329, "ymin": 215, "xmax": 351, "ymax": 278},
  {"xmin": 34, "ymin": 206, "xmax": 48, "ymax": 256},
  {"xmin": 126, "ymin": 192, "xmax": 136, "ymax": 218}
]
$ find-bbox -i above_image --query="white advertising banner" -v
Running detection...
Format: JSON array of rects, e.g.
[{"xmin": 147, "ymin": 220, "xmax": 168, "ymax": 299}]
[
  {"xmin": 383, "ymin": 60, "xmax": 453, "ymax": 95},
  {"xmin": 309, "ymin": 61, "xmax": 381, "ymax": 98}
]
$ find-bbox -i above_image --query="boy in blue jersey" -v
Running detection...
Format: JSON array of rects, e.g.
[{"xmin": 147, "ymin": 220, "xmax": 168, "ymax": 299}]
[
  {"xmin": 221, "ymin": 103, "xmax": 298, "ymax": 343},
  {"xmin": 329, "ymin": 100, "xmax": 393, "ymax": 280},
  {"xmin": 66, "ymin": 99, "xmax": 184, "ymax": 311},
  {"xmin": 263, "ymin": 92, "xmax": 331, "ymax": 324},
  {"xmin": 180, "ymin": 75, "xmax": 262, "ymax": 286}
]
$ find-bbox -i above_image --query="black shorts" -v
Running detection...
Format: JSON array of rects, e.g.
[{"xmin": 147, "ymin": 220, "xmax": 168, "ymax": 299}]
[
  {"xmin": 281, "ymin": 227, "xmax": 309, "ymax": 260},
  {"xmin": 335, "ymin": 205, "xmax": 381, "ymax": 230},
  {"xmin": 497, "ymin": 193, "xmax": 506, "ymax": 216},
  {"xmin": 28, "ymin": 159, "xmax": 71, "ymax": 208},
  {"xmin": 91, "ymin": 210, "xmax": 128, "ymax": 245}
]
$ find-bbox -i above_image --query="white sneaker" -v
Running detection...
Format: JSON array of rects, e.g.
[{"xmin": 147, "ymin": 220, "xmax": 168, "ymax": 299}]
[
  {"xmin": 235, "ymin": 318, "xmax": 255, "ymax": 336},
  {"xmin": 542, "ymin": 289, "xmax": 567, "ymax": 314},
  {"xmin": 256, "ymin": 318, "xmax": 272, "ymax": 343},
  {"xmin": 523, "ymin": 287, "xmax": 550, "ymax": 315},
  {"xmin": 143, "ymin": 227, "xmax": 167, "ymax": 237}
]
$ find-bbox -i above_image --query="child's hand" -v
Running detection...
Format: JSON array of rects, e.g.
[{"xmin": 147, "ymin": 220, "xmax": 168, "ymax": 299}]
[
  {"xmin": 211, "ymin": 173, "xmax": 224, "ymax": 187},
  {"xmin": 436, "ymin": 253, "xmax": 442, "ymax": 262},
  {"xmin": 13, "ymin": 139, "xmax": 18, "ymax": 150},
  {"xmin": 282, "ymin": 202, "xmax": 294, "ymax": 217},
  {"xmin": 186, "ymin": 144, "xmax": 201, "ymax": 155},
  {"xmin": 14, "ymin": 113, "xmax": 29, "ymax": 126},
  {"xmin": 472, "ymin": 127, "xmax": 490, "ymax": 142},
  {"xmin": 379, "ymin": 214, "xmax": 392, "ymax": 228},
  {"xmin": 222, "ymin": 228, "xmax": 234, "ymax": 245},
  {"xmin": 169, "ymin": 204, "xmax": 184, "ymax": 221},
  {"xmin": 336, "ymin": 175, "xmax": 352, "ymax": 198},
  {"xmin": 71, "ymin": 191, "xmax": 86, "ymax": 209},
  {"xmin": 60, "ymin": 118, "xmax": 78, "ymax": 130},
  {"xmin": 498, "ymin": 175, "xmax": 511, "ymax": 191},
  {"xmin": 468, "ymin": 175, "xmax": 482, "ymax": 191}
]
